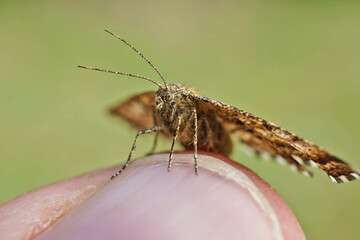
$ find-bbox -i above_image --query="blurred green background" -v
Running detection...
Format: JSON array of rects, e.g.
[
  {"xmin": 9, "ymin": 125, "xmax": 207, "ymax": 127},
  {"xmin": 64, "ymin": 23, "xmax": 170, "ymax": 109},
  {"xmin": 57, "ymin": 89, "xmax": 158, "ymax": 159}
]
[{"xmin": 1, "ymin": 0, "xmax": 359, "ymax": 239}]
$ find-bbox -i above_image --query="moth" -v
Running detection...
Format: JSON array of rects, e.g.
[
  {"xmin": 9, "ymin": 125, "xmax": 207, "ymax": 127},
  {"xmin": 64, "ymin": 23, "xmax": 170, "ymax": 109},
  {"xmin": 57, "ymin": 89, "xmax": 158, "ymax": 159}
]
[{"xmin": 79, "ymin": 30, "xmax": 360, "ymax": 183}]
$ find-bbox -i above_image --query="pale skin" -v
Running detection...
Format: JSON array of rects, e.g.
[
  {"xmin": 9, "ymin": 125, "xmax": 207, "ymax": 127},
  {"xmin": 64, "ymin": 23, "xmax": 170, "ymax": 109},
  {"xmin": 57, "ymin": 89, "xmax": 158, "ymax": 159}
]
[{"xmin": 0, "ymin": 153, "xmax": 305, "ymax": 240}]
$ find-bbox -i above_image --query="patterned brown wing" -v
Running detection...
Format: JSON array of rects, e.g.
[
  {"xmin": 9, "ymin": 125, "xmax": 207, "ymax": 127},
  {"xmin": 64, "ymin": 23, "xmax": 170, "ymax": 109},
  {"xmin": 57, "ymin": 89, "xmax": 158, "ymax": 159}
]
[
  {"xmin": 110, "ymin": 92, "xmax": 155, "ymax": 130},
  {"xmin": 191, "ymin": 95, "xmax": 360, "ymax": 183},
  {"xmin": 235, "ymin": 128, "xmax": 314, "ymax": 177}
]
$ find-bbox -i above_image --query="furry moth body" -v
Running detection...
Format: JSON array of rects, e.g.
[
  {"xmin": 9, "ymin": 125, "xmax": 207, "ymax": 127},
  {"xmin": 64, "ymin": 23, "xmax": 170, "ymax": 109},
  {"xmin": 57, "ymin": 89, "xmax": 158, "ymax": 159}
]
[{"xmin": 79, "ymin": 30, "xmax": 360, "ymax": 183}]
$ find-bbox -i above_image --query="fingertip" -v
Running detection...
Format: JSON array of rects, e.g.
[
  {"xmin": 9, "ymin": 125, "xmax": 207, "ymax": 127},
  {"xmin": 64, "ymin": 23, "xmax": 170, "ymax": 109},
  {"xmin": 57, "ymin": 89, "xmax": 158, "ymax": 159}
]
[
  {"xmin": 35, "ymin": 153, "xmax": 305, "ymax": 240},
  {"xmin": 0, "ymin": 166, "xmax": 118, "ymax": 240},
  {"xmin": 206, "ymin": 152, "xmax": 306, "ymax": 240}
]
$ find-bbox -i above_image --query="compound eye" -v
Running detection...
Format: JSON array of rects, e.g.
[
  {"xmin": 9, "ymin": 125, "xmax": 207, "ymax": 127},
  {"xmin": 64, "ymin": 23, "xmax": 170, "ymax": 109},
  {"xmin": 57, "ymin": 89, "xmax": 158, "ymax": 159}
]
[{"xmin": 165, "ymin": 93, "xmax": 174, "ymax": 101}]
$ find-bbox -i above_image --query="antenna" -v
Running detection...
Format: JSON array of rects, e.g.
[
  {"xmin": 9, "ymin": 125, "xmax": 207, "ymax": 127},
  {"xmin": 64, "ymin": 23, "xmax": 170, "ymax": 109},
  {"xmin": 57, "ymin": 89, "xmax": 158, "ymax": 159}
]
[
  {"xmin": 104, "ymin": 30, "xmax": 169, "ymax": 89},
  {"xmin": 77, "ymin": 65, "xmax": 163, "ymax": 88}
]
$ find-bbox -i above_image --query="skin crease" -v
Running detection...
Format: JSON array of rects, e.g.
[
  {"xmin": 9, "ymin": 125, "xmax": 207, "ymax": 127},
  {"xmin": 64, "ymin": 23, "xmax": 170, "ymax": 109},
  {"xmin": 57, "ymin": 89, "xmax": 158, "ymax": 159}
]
[{"xmin": 0, "ymin": 152, "xmax": 305, "ymax": 240}]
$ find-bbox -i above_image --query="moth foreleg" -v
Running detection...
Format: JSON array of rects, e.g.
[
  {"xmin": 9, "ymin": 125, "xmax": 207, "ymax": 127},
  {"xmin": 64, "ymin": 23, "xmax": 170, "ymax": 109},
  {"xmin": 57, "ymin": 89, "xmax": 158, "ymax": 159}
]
[
  {"xmin": 192, "ymin": 107, "xmax": 198, "ymax": 175},
  {"xmin": 147, "ymin": 131, "xmax": 159, "ymax": 156},
  {"xmin": 147, "ymin": 111, "xmax": 159, "ymax": 156},
  {"xmin": 111, "ymin": 125, "xmax": 164, "ymax": 180},
  {"xmin": 168, "ymin": 117, "xmax": 182, "ymax": 172}
]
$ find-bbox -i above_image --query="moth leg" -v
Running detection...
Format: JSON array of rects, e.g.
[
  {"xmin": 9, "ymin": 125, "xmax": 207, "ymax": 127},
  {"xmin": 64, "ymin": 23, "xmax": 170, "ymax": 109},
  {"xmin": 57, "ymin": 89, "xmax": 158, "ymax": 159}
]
[
  {"xmin": 147, "ymin": 131, "xmax": 159, "ymax": 156},
  {"xmin": 168, "ymin": 117, "xmax": 182, "ymax": 172},
  {"xmin": 192, "ymin": 107, "xmax": 198, "ymax": 175},
  {"xmin": 203, "ymin": 119, "xmax": 214, "ymax": 148},
  {"xmin": 147, "ymin": 112, "xmax": 159, "ymax": 156},
  {"xmin": 111, "ymin": 125, "xmax": 164, "ymax": 180}
]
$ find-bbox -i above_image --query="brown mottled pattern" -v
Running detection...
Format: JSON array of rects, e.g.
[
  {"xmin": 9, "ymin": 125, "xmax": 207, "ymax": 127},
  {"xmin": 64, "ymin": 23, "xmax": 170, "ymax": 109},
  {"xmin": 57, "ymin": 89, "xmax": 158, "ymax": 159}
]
[
  {"xmin": 80, "ymin": 31, "xmax": 359, "ymax": 183},
  {"xmin": 110, "ymin": 92, "xmax": 155, "ymax": 130},
  {"xmin": 110, "ymin": 84, "xmax": 359, "ymax": 183},
  {"xmin": 190, "ymin": 95, "xmax": 360, "ymax": 183}
]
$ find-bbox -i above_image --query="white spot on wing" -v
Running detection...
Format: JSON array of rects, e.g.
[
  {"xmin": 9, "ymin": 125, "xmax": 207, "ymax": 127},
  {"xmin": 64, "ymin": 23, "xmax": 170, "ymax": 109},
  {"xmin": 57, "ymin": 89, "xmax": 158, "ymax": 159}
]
[
  {"xmin": 290, "ymin": 165, "xmax": 298, "ymax": 172},
  {"xmin": 241, "ymin": 145, "xmax": 256, "ymax": 157},
  {"xmin": 276, "ymin": 156, "xmax": 286, "ymax": 165},
  {"xmin": 329, "ymin": 175, "xmax": 337, "ymax": 183},
  {"xmin": 350, "ymin": 173, "xmax": 360, "ymax": 180},
  {"xmin": 308, "ymin": 160, "xmax": 318, "ymax": 168},
  {"xmin": 260, "ymin": 152, "xmax": 271, "ymax": 161},
  {"xmin": 302, "ymin": 170, "xmax": 311, "ymax": 178},
  {"xmin": 291, "ymin": 155, "xmax": 304, "ymax": 165},
  {"xmin": 339, "ymin": 175, "xmax": 349, "ymax": 183}
]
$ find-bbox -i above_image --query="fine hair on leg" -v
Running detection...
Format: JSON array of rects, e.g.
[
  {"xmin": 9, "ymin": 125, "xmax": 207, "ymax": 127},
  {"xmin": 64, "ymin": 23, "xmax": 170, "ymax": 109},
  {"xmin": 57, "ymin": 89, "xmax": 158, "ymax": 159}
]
[
  {"xmin": 148, "ymin": 108, "xmax": 159, "ymax": 155},
  {"xmin": 167, "ymin": 117, "xmax": 182, "ymax": 172},
  {"xmin": 192, "ymin": 107, "xmax": 198, "ymax": 174},
  {"xmin": 111, "ymin": 125, "xmax": 164, "ymax": 180}
]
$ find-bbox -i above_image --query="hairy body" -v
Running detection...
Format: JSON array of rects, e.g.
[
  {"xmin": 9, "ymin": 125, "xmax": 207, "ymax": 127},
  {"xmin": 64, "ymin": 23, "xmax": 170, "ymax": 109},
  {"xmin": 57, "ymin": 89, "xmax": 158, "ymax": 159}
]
[
  {"xmin": 79, "ymin": 30, "xmax": 360, "ymax": 183},
  {"xmin": 111, "ymin": 83, "xmax": 359, "ymax": 183}
]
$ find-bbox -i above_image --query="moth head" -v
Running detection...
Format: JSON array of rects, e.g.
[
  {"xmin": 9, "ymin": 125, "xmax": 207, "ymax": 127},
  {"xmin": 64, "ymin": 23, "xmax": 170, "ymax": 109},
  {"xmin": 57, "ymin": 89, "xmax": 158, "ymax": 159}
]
[{"xmin": 154, "ymin": 85, "xmax": 183, "ymax": 109}]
